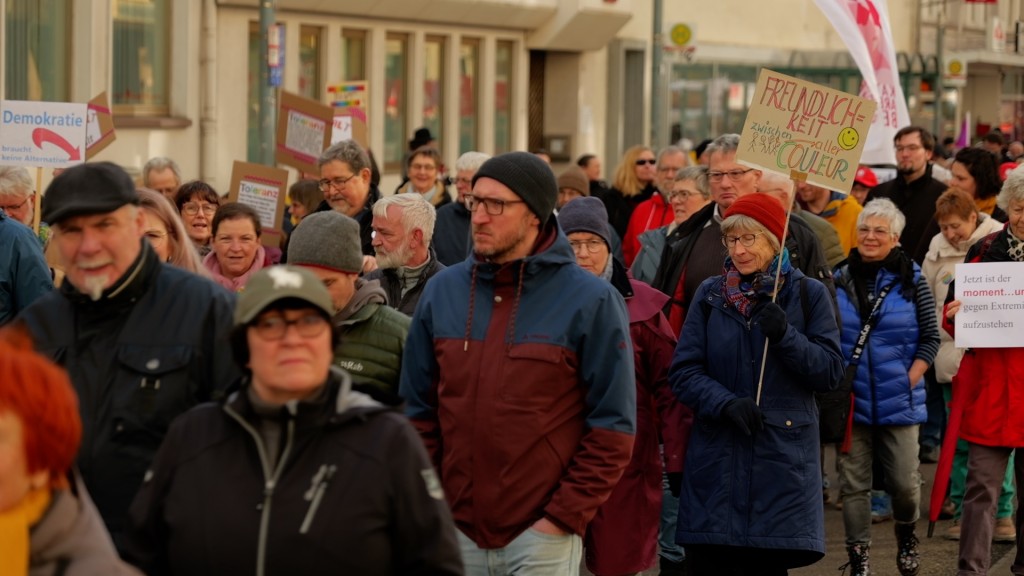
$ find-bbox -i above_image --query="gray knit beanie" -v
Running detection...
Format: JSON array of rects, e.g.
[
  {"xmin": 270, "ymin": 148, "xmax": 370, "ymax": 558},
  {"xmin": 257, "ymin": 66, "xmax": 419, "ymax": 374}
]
[
  {"xmin": 287, "ymin": 211, "xmax": 363, "ymax": 273},
  {"xmin": 472, "ymin": 151, "xmax": 558, "ymax": 226},
  {"xmin": 557, "ymin": 196, "xmax": 611, "ymax": 249}
]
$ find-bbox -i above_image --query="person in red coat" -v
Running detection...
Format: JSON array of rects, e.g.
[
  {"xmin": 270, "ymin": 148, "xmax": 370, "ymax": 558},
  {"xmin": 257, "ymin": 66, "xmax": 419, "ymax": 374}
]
[
  {"xmin": 559, "ymin": 197, "xmax": 692, "ymax": 576},
  {"xmin": 622, "ymin": 147, "xmax": 689, "ymax": 266},
  {"xmin": 942, "ymin": 173, "xmax": 1024, "ymax": 574}
]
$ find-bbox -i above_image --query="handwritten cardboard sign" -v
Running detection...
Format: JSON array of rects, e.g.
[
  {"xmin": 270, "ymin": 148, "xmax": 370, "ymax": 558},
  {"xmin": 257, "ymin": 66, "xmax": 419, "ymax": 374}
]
[
  {"xmin": 85, "ymin": 92, "xmax": 116, "ymax": 159},
  {"xmin": 327, "ymin": 81, "xmax": 369, "ymax": 149},
  {"xmin": 954, "ymin": 262, "xmax": 1024, "ymax": 348},
  {"xmin": 228, "ymin": 161, "xmax": 290, "ymax": 248},
  {"xmin": 0, "ymin": 100, "xmax": 87, "ymax": 168},
  {"xmin": 275, "ymin": 91, "xmax": 334, "ymax": 174},
  {"xmin": 737, "ymin": 69, "xmax": 876, "ymax": 194}
]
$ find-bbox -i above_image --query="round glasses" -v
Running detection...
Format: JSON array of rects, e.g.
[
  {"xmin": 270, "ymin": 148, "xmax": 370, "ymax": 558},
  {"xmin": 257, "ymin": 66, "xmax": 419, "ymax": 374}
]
[{"xmin": 721, "ymin": 232, "xmax": 764, "ymax": 248}]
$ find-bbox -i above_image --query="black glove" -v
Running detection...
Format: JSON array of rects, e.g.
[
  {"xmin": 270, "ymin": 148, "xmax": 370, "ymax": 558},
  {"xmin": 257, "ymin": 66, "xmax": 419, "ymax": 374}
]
[
  {"xmin": 758, "ymin": 301, "xmax": 789, "ymax": 342},
  {"xmin": 721, "ymin": 397, "xmax": 764, "ymax": 436},
  {"xmin": 667, "ymin": 472, "xmax": 682, "ymax": 498}
]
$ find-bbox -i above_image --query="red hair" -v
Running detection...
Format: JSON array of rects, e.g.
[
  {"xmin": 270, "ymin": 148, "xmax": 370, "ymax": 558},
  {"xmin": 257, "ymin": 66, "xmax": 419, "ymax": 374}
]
[{"xmin": 0, "ymin": 325, "xmax": 82, "ymax": 489}]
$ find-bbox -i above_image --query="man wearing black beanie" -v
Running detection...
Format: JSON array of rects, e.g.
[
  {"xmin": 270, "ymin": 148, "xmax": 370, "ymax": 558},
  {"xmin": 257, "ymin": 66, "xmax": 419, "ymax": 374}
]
[{"xmin": 401, "ymin": 151, "xmax": 638, "ymax": 575}]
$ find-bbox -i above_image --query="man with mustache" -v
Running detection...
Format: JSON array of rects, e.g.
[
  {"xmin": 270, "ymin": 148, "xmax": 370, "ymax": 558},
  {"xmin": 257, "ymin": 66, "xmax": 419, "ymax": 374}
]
[{"xmin": 15, "ymin": 162, "xmax": 238, "ymax": 549}]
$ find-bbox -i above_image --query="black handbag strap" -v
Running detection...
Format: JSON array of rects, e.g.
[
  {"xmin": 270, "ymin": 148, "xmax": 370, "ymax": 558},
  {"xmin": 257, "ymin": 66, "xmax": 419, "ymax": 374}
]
[{"xmin": 846, "ymin": 282, "xmax": 895, "ymax": 369}]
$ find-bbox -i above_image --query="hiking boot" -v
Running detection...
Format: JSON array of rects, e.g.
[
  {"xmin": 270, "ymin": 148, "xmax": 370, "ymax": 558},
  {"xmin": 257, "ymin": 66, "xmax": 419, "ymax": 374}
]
[
  {"xmin": 944, "ymin": 519, "xmax": 960, "ymax": 541},
  {"xmin": 895, "ymin": 522, "xmax": 920, "ymax": 576},
  {"xmin": 994, "ymin": 517, "xmax": 1017, "ymax": 542},
  {"xmin": 840, "ymin": 544, "xmax": 870, "ymax": 576}
]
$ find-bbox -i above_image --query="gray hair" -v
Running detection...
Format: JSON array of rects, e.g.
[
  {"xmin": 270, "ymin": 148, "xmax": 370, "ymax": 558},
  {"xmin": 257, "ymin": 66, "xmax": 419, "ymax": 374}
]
[
  {"xmin": 705, "ymin": 133, "xmax": 741, "ymax": 158},
  {"xmin": 318, "ymin": 139, "xmax": 371, "ymax": 173},
  {"xmin": 142, "ymin": 157, "xmax": 181, "ymax": 185},
  {"xmin": 998, "ymin": 166, "xmax": 1024, "ymax": 211},
  {"xmin": 757, "ymin": 172, "xmax": 794, "ymax": 197},
  {"xmin": 0, "ymin": 166, "xmax": 33, "ymax": 198},
  {"xmin": 657, "ymin": 146, "xmax": 689, "ymax": 166},
  {"xmin": 673, "ymin": 165, "xmax": 710, "ymax": 199},
  {"xmin": 455, "ymin": 151, "xmax": 491, "ymax": 173},
  {"xmin": 721, "ymin": 214, "xmax": 782, "ymax": 254},
  {"xmin": 373, "ymin": 193, "xmax": 437, "ymax": 244},
  {"xmin": 858, "ymin": 197, "xmax": 905, "ymax": 238}
]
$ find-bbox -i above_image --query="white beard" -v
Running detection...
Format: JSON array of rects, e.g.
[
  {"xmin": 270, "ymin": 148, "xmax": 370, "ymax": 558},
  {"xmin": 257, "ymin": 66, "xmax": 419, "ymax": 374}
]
[{"xmin": 82, "ymin": 274, "xmax": 109, "ymax": 301}]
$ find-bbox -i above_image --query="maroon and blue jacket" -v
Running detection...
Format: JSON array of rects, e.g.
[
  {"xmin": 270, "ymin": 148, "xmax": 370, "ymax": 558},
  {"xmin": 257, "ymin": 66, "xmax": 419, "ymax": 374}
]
[{"xmin": 400, "ymin": 224, "xmax": 637, "ymax": 549}]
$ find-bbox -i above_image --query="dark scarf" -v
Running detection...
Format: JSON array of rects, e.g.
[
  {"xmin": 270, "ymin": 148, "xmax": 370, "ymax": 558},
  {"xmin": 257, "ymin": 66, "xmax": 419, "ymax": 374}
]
[
  {"xmin": 721, "ymin": 248, "xmax": 792, "ymax": 318},
  {"xmin": 847, "ymin": 247, "xmax": 916, "ymax": 318}
]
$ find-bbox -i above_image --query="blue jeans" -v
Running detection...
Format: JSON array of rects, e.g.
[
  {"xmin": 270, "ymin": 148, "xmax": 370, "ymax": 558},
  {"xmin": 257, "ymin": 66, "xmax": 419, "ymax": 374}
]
[
  {"xmin": 659, "ymin": 466, "xmax": 685, "ymax": 563},
  {"xmin": 457, "ymin": 527, "xmax": 583, "ymax": 576}
]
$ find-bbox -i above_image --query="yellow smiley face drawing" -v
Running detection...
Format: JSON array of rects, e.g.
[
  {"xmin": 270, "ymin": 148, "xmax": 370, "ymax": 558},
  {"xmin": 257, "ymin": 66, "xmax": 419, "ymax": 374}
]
[{"xmin": 838, "ymin": 127, "xmax": 860, "ymax": 151}]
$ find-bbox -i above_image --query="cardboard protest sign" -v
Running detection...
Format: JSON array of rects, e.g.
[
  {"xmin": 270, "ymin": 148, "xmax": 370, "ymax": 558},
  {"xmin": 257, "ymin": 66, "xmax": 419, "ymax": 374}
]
[
  {"xmin": 327, "ymin": 81, "xmax": 369, "ymax": 149},
  {"xmin": 736, "ymin": 69, "xmax": 876, "ymax": 194},
  {"xmin": 227, "ymin": 161, "xmax": 290, "ymax": 248},
  {"xmin": 85, "ymin": 92, "xmax": 117, "ymax": 159},
  {"xmin": 0, "ymin": 100, "xmax": 87, "ymax": 168},
  {"xmin": 954, "ymin": 262, "xmax": 1024, "ymax": 348},
  {"xmin": 275, "ymin": 91, "xmax": 334, "ymax": 174}
]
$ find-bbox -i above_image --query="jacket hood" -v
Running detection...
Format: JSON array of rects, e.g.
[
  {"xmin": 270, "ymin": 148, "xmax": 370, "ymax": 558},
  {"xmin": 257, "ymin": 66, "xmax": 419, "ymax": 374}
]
[
  {"xmin": 471, "ymin": 221, "xmax": 576, "ymax": 278},
  {"xmin": 334, "ymin": 278, "xmax": 387, "ymax": 325}
]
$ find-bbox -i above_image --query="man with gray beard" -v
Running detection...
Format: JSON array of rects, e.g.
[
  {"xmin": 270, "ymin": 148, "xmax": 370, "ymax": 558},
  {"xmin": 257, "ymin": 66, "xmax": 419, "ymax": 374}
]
[
  {"xmin": 365, "ymin": 192, "xmax": 445, "ymax": 316},
  {"xmin": 15, "ymin": 162, "xmax": 238, "ymax": 549}
]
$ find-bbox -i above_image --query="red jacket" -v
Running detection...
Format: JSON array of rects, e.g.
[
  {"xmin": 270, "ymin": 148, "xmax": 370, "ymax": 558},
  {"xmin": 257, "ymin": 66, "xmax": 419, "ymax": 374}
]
[{"xmin": 623, "ymin": 194, "xmax": 673, "ymax": 266}]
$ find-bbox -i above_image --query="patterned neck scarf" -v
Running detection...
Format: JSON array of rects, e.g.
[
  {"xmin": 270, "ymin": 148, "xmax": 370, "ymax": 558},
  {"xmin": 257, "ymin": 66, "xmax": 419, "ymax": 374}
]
[
  {"xmin": 722, "ymin": 248, "xmax": 792, "ymax": 318},
  {"xmin": 1009, "ymin": 229, "xmax": 1024, "ymax": 262}
]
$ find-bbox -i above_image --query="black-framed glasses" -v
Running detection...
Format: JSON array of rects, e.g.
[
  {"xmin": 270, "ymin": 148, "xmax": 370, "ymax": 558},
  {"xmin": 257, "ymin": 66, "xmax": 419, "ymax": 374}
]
[
  {"xmin": 251, "ymin": 313, "xmax": 328, "ymax": 340},
  {"xmin": 635, "ymin": 159, "xmax": 657, "ymax": 166},
  {"xmin": 318, "ymin": 174, "xmax": 357, "ymax": 192},
  {"xmin": 464, "ymin": 195, "xmax": 525, "ymax": 216},
  {"xmin": 721, "ymin": 232, "xmax": 765, "ymax": 248},
  {"xmin": 0, "ymin": 196, "xmax": 30, "ymax": 212},
  {"xmin": 708, "ymin": 168, "xmax": 755, "ymax": 182},
  {"xmin": 182, "ymin": 202, "xmax": 217, "ymax": 217},
  {"xmin": 569, "ymin": 239, "xmax": 605, "ymax": 254}
]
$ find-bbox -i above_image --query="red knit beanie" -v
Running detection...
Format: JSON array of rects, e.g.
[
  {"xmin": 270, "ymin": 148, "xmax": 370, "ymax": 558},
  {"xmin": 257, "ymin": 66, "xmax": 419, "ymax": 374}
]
[{"xmin": 723, "ymin": 194, "xmax": 788, "ymax": 244}]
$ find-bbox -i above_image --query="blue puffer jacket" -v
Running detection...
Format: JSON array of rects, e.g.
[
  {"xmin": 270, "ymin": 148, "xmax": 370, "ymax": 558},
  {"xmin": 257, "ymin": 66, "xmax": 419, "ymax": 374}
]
[
  {"xmin": 669, "ymin": 269, "xmax": 843, "ymax": 561},
  {"xmin": 834, "ymin": 264, "xmax": 927, "ymax": 426}
]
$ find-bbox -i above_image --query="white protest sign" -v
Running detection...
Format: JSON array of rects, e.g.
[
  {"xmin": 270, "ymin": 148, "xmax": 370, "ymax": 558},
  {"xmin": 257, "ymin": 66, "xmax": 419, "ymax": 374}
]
[
  {"xmin": 0, "ymin": 100, "xmax": 88, "ymax": 168},
  {"xmin": 331, "ymin": 115, "xmax": 353, "ymax": 145},
  {"xmin": 954, "ymin": 262, "xmax": 1024, "ymax": 348}
]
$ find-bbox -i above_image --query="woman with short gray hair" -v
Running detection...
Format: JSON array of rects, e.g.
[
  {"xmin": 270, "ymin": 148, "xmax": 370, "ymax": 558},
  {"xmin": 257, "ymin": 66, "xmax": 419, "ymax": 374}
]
[{"xmin": 630, "ymin": 165, "xmax": 711, "ymax": 284}]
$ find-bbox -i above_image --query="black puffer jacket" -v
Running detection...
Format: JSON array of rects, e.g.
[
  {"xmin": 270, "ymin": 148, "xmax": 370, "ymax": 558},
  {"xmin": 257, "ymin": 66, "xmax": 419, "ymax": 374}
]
[
  {"xmin": 17, "ymin": 243, "xmax": 239, "ymax": 543},
  {"xmin": 122, "ymin": 370, "xmax": 463, "ymax": 576}
]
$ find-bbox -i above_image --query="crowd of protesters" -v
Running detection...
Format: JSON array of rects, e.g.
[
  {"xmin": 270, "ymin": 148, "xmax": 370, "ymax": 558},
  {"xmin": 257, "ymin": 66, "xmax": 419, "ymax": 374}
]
[{"xmin": 0, "ymin": 121, "xmax": 1022, "ymax": 576}]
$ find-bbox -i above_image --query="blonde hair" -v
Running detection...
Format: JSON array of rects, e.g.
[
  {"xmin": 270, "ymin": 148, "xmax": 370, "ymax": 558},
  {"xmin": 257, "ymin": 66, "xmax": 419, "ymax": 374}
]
[
  {"xmin": 612, "ymin": 145, "xmax": 654, "ymax": 198},
  {"xmin": 137, "ymin": 188, "xmax": 210, "ymax": 278}
]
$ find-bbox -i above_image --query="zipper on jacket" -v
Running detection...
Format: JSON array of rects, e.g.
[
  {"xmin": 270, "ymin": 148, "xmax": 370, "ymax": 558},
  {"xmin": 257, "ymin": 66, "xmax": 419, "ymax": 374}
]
[
  {"xmin": 224, "ymin": 405, "xmax": 295, "ymax": 576},
  {"xmin": 300, "ymin": 464, "xmax": 337, "ymax": 534}
]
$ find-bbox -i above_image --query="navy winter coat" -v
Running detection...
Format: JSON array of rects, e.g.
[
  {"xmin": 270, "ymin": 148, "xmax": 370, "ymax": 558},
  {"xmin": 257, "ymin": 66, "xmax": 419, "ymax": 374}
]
[{"xmin": 669, "ymin": 269, "xmax": 843, "ymax": 563}]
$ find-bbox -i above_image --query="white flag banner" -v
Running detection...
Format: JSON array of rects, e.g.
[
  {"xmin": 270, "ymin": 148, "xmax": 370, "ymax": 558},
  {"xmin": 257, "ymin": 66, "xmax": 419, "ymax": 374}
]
[{"xmin": 813, "ymin": 0, "xmax": 910, "ymax": 166}]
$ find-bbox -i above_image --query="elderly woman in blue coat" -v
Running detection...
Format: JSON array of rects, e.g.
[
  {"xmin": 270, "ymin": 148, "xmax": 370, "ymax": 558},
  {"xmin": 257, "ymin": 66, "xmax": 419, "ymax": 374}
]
[
  {"xmin": 833, "ymin": 198, "xmax": 940, "ymax": 576},
  {"xmin": 669, "ymin": 193, "xmax": 843, "ymax": 575}
]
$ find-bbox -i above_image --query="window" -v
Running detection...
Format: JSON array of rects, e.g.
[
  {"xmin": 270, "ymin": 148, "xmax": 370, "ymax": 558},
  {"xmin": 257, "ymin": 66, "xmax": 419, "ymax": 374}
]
[
  {"xmin": 4, "ymin": 0, "xmax": 70, "ymax": 101},
  {"xmin": 341, "ymin": 30, "xmax": 367, "ymax": 81},
  {"xmin": 112, "ymin": 0, "xmax": 170, "ymax": 115},
  {"xmin": 460, "ymin": 39, "xmax": 480, "ymax": 154},
  {"xmin": 423, "ymin": 36, "xmax": 445, "ymax": 155},
  {"xmin": 299, "ymin": 26, "xmax": 322, "ymax": 101},
  {"xmin": 494, "ymin": 41, "xmax": 514, "ymax": 154},
  {"xmin": 384, "ymin": 33, "xmax": 409, "ymax": 171}
]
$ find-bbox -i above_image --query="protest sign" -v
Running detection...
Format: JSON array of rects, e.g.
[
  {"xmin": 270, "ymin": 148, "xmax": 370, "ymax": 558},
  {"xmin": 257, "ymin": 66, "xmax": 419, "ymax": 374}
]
[
  {"xmin": 85, "ymin": 92, "xmax": 117, "ymax": 159},
  {"xmin": 954, "ymin": 262, "xmax": 1024, "ymax": 348},
  {"xmin": 275, "ymin": 91, "xmax": 333, "ymax": 174},
  {"xmin": 736, "ymin": 69, "xmax": 876, "ymax": 194},
  {"xmin": 0, "ymin": 100, "xmax": 87, "ymax": 168},
  {"xmin": 227, "ymin": 161, "xmax": 290, "ymax": 248},
  {"xmin": 327, "ymin": 81, "xmax": 369, "ymax": 149}
]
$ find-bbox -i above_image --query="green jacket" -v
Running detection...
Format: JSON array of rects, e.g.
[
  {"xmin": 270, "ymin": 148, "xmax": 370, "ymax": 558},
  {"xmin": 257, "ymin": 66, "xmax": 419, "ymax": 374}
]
[{"xmin": 334, "ymin": 279, "xmax": 410, "ymax": 398}]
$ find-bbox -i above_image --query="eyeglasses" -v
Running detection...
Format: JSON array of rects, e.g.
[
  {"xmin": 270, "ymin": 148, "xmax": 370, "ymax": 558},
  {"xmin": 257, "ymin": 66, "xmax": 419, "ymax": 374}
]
[
  {"xmin": 409, "ymin": 163, "xmax": 437, "ymax": 172},
  {"xmin": 856, "ymin": 226, "xmax": 892, "ymax": 237},
  {"xmin": 569, "ymin": 239, "xmax": 606, "ymax": 254},
  {"xmin": 454, "ymin": 177, "xmax": 473, "ymax": 186},
  {"xmin": 894, "ymin": 144, "xmax": 923, "ymax": 154},
  {"xmin": 318, "ymin": 174, "xmax": 357, "ymax": 192},
  {"xmin": 721, "ymin": 232, "xmax": 765, "ymax": 248},
  {"xmin": 708, "ymin": 168, "xmax": 755, "ymax": 182},
  {"xmin": 183, "ymin": 203, "xmax": 217, "ymax": 217},
  {"xmin": 250, "ymin": 313, "xmax": 328, "ymax": 340},
  {"xmin": 464, "ymin": 195, "xmax": 525, "ymax": 216},
  {"xmin": 668, "ymin": 190, "xmax": 702, "ymax": 200},
  {"xmin": 0, "ymin": 196, "xmax": 30, "ymax": 212},
  {"xmin": 635, "ymin": 159, "xmax": 657, "ymax": 166}
]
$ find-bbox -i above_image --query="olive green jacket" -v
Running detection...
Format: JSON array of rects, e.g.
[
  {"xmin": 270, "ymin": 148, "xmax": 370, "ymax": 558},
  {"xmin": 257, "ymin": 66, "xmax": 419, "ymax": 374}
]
[{"xmin": 333, "ymin": 279, "xmax": 411, "ymax": 398}]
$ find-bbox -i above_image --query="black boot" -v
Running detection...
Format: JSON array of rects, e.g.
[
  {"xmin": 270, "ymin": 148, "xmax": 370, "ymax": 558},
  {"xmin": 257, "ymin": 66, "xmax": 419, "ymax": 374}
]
[
  {"xmin": 840, "ymin": 544, "xmax": 870, "ymax": 576},
  {"xmin": 659, "ymin": 555, "xmax": 690, "ymax": 576},
  {"xmin": 895, "ymin": 522, "xmax": 920, "ymax": 576}
]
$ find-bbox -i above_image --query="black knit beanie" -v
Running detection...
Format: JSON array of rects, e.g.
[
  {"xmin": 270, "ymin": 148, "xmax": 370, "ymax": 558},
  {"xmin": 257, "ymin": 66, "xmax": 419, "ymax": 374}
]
[{"xmin": 472, "ymin": 151, "xmax": 557, "ymax": 226}]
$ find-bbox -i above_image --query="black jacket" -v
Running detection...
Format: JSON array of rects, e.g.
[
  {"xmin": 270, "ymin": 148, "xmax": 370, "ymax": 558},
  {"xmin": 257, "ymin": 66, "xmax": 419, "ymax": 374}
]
[
  {"xmin": 600, "ymin": 182, "xmax": 658, "ymax": 239},
  {"xmin": 16, "ymin": 243, "xmax": 239, "ymax": 542},
  {"xmin": 365, "ymin": 253, "xmax": 446, "ymax": 316},
  {"xmin": 867, "ymin": 164, "xmax": 947, "ymax": 265},
  {"xmin": 433, "ymin": 201, "xmax": 471, "ymax": 266},
  {"xmin": 123, "ymin": 370, "xmax": 463, "ymax": 576}
]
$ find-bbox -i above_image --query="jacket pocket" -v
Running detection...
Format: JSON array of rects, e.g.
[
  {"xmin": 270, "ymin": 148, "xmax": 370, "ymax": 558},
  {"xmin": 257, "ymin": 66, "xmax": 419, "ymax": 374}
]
[
  {"xmin": 114, "ymin": 344, "xmax": 195, "ymax": 437},
  {"xmin": 501, "ymin": 344, "xmax": 575, "ymax": 402}
]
